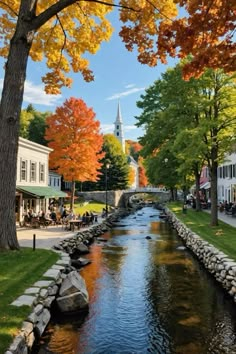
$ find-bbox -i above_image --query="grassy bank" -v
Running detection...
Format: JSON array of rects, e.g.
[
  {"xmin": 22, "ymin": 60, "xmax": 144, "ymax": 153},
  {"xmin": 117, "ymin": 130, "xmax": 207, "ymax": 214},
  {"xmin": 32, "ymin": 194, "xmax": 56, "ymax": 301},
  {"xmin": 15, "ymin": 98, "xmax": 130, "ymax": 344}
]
[
  {"xmin": 0, "ymin": 248, "xmax": 59, "ymax": 353},
  {"xmin": 64, "ymin": 200, "xmax": 106, "ymax": 215},
  {"xmin": 168, "ymin": 202, "xmax": 236, "ymax": 261}
]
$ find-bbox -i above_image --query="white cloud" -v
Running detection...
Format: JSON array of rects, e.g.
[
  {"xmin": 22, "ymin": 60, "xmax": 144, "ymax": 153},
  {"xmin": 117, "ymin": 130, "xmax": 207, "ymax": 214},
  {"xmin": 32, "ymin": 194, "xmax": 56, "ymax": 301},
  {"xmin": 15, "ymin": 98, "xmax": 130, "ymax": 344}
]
[
  {"xmin": 0, "ymin": 79, "xmax": 62, "ymax": 107},
  {"xmin": 23, "ymin": 81, "xmax": 62, "ymax": 106},
  {"xmin": 125, "ymin": 83, "xmax": 135, "ymax": 89},
  {"xmin": 106, "ymin": 87, "xmax": 145, "ymax": 101},
  {"xmin": 100, "ymin": 123, "xmax": 114, "ymax": 134},
  {"xmin": 100, "ymin": 123, "xmax": 143, "ymax": 141},
  {"xmin": 124, "ymin": 125, "xmax": 138, "ymax": 131}
]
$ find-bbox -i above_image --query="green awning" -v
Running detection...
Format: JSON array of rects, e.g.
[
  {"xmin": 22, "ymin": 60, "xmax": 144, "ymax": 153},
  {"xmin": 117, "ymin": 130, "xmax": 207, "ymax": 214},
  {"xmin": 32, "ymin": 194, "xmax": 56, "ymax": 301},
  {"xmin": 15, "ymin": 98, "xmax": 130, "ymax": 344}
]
[{"xmin": 16, "ymin": 186, "xmax": 67, "ymax": 198}]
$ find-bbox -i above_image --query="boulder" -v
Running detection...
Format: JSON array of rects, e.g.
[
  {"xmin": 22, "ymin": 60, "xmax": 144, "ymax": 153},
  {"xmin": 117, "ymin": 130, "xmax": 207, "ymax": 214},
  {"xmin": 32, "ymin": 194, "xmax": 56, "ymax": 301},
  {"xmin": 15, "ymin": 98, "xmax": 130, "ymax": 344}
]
[
  {"xmin": 57, "ymin": 292, "xmax": 89, "ymax": 313},
  {"xmin": 77, "ymin": 243, "xmax": 89, "ymax": 254},
  {"xmin": 57, "ymin": 271, "xmax": 89, "ymax": 313}
]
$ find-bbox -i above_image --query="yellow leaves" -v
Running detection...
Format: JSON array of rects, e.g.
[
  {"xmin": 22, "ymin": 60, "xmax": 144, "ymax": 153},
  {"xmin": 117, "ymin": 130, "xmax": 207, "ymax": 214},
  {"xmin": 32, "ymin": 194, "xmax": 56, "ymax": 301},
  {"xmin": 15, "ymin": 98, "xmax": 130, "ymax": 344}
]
[
  {"xmin": 0, "ymin": 0, "xmax": 234, "ymax": 92},
  {"xmin": 42, "ymin": 70, "xmax": 72, "ymax": 95},
  {"xmin": 0, "ymin": 0, "xmax": 113, "ymax": 94},
  {"xmin": 119, "ymin": 0, "xmax": 177, "ymax": 67}
]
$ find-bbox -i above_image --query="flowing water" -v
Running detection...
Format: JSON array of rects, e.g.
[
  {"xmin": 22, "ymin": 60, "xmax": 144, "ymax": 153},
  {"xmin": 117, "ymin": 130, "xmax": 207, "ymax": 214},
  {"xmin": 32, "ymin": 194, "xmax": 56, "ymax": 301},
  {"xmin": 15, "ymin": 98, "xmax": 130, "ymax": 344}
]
[{"xmin": 36, "ymin": 207, "xmax": 236, "ymax": 354}]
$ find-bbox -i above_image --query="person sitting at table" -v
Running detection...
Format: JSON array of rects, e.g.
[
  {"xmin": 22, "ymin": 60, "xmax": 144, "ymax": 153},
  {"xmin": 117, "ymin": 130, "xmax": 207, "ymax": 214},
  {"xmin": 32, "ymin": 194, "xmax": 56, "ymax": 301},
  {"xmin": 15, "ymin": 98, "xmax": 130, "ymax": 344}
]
[
  {"xmin": 231, "ymin": 203, "xmax": 236, "ymax": 216},
  {"xmin": 38, "ymin": 209, "xmax": 45, "ymax": 218},
  {"xmin": 27, "ymin": 209, "xmax": 33, "ymax": 221},
  {"xmin": 67, "ymin": 209, "xmax": 75, "ymax": 221},
  {"xmin": 50, "ymin": 209, "xmax": 57, "ymax": 224},
  {"xmin": 90, "ymin": 211, "xmax": 95, "ymax": 223},
  {"xmin": 82, "ymin": 213, "xmax": 87, "ymax": 225},
  {"xmin": 61, "ymin": 207, "xmax": 68, "ymax": 218}
]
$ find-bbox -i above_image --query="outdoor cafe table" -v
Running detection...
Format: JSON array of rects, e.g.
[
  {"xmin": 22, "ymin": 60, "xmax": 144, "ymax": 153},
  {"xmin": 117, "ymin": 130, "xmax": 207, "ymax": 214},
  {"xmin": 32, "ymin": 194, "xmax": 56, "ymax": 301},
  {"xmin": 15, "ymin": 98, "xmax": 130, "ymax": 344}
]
[{"xmin": 69, "ymin": 219, "xmax": 83, "ymax": 231}]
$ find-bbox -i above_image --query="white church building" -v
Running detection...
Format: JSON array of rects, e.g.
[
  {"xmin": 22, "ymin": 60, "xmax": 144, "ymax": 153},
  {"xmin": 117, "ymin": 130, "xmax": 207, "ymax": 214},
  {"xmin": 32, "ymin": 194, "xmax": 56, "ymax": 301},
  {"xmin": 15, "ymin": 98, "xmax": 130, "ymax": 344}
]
[{"xmin": 113, "ymin": 102, "xmax": 139, "ymax": 189}]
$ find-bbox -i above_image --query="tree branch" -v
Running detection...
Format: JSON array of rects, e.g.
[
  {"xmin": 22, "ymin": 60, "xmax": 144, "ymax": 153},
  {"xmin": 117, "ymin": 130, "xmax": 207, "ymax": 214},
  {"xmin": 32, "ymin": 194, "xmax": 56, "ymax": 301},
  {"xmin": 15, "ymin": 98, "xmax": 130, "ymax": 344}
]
[
  {"xmin": 146, "ymin": 0, "xmax": 174, "ymax": 22},
  {"xmin": 31, "ymin": 0, "xmax": 138, "ymax": 31},
  {"xmin": 56, "ymin": 14, "xmax": 67, "ymax": 70},
  {"xmin": 0, "ymin": 0, "xmax": 18, "ymax": 17}
]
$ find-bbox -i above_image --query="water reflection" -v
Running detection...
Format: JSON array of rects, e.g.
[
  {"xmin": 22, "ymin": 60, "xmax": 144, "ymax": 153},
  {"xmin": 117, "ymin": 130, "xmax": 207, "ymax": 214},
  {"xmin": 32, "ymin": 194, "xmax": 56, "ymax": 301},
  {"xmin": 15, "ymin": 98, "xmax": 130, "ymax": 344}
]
[{"xmin": 37, "ymin": 207, "xmax": 236, "ymax": 354}]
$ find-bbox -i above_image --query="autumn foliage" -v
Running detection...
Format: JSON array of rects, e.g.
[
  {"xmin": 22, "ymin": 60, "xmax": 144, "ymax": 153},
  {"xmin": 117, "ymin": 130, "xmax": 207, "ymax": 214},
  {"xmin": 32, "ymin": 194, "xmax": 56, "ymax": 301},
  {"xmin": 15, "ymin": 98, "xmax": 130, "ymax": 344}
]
[
  {"xmin": 119, "ymin": 0, "xmax": 236, "ymax": 79},
  {"xmin": 138, "ymin": 157, "xmax": 148, "ymax": 187},
  {"xmin": 128, "ymin": 167, "xmax": 136, "ymax": 187},
  {"xmin": 45, "ymin": 98, "xmax": 104, "ymax": 183},
  {"xmin": 0, "ymin": 0, "xmax": 233, "ymax": 94},
  {"xmin": 126, "ymin": 140, "xmax": 148, "ymax": 187}
]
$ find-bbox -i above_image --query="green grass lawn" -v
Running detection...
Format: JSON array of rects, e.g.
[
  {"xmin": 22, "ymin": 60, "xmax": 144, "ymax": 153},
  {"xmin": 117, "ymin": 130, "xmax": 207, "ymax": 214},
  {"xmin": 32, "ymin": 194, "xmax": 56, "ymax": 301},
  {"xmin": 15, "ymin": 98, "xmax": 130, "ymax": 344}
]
[
  {"xmin": 65, "ymin": 200, "xmax": 106, "ymax": 215},
  {"xmin": 168, "ymin": 202, "xmax": 236, "ymax": 261},
  {"xmin": 0, "ymin": 248, "xmax": 59, "ymax": 353}
]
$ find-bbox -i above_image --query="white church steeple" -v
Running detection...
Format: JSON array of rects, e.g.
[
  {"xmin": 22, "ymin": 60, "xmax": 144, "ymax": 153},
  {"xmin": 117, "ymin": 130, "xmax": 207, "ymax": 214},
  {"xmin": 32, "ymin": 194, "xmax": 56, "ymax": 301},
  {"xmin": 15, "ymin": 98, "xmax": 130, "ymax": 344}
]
[{"xmin": 114, "ymin": 101, "xmax": 125, "ymax": 153}]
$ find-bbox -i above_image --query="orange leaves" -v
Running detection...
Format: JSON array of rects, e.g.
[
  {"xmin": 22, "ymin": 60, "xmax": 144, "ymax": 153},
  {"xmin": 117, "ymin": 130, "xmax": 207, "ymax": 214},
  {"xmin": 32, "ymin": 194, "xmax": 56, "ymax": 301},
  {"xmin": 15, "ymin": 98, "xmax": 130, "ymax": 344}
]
[
  {"xmin": 119, "ymin": 0, "xmax": 235, "ymax": 78},
  {"xmin": 138, "ymin": 156, "xmax": 148, "ymax": 187},
  {"xmin": 128, "ymin": 167, "xmax": 136, "ymax": 187},
  {"xmin": 0, "ymin": 0, "xmax": 234, "ymax": 92},
  {"xmin": 119, "ymin": 0, "xmax": 177, "ymax": 66},
  {"xmin": 166, "ymin": 0, "xmax": 236, "ymax": 78},
  {"xmin": 45, "ymin": 97, "xmax": 104, "ymax": 182}
]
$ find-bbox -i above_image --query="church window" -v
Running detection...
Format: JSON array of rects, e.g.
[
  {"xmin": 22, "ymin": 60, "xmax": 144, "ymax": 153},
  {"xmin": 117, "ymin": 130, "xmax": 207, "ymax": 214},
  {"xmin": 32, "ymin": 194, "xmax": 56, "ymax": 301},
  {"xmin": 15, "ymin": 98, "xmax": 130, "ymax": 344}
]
[
  {"xmin": 117, "ymin": 132, "xmax": 119, "ymax": 136},
  {"xmin": 117, "ymin": 125, "xmax": 119, "ymax": 129}
]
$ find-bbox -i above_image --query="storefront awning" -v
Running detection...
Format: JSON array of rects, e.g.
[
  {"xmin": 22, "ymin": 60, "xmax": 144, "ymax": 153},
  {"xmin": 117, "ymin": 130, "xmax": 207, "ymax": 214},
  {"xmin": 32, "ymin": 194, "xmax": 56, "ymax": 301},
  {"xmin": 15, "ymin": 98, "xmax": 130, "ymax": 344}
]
[
  {"xmin": 16, "ymin": 186, "xmax": 67, "ymax": 198},
  {"xmin": 200, "ymin": 182, "xmax": 211, "ymax": 189}
]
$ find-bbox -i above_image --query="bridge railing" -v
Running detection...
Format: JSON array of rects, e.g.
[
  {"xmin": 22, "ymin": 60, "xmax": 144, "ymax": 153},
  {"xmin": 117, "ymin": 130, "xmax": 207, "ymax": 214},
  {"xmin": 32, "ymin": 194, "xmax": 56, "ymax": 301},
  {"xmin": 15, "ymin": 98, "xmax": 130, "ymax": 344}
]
[{"xmin": 125, "ymin": 187, "xmax": 168, "ymax": 193}]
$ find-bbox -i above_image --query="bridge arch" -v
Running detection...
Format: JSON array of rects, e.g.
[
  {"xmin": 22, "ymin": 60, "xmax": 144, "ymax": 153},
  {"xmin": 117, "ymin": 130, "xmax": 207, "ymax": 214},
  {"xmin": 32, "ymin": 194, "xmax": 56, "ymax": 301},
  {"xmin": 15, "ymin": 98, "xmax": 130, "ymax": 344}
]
[{"xmin": 78, "ymin": 188, "xmax": 170, "ymax": 209}]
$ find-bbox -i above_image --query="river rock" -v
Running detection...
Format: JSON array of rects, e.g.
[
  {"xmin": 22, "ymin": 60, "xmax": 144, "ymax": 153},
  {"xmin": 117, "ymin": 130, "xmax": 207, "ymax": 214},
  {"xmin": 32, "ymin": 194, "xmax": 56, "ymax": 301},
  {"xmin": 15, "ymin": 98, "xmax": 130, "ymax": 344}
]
[
  {"xmin": 57, "ymin": 292, "xmax": 89, "ymax": 313},
  {"xmin": 57, "ymin": 271, "xmax": 89, "ymax": 313},
  {"xmin": 77, "ymin": 243, "xmax": 90, "ymax": 254}
]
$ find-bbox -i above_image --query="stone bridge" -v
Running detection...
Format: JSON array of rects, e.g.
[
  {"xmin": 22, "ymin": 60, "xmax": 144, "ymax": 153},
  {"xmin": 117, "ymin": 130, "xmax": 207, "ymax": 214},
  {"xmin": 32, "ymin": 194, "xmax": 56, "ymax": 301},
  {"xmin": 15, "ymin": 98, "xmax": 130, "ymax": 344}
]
[{"xmin": 78, "ymin": 188, "xmax": 170, "ymax": 208}]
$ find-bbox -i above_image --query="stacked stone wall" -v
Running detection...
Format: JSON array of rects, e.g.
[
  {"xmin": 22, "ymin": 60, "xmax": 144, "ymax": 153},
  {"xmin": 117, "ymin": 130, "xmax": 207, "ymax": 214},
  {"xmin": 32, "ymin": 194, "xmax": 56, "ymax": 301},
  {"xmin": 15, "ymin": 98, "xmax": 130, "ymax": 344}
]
[
  {"xmin": 167, "ymin": 210, "xmax": 236, "ymax": 302},
  {"xmin": 5, "ymin": 252, "xmax": 71, "ymax": 354},
  {"xmin": 5, "ymin": 211, "xmax": 129, "ymax": 354}
]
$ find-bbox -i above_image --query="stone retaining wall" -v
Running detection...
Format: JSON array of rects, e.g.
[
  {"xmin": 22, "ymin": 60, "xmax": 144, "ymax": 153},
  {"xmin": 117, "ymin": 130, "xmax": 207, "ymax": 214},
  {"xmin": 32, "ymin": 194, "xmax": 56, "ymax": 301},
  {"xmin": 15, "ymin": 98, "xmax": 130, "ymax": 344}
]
[
  {"xmin": 5, "ymin": 251, "xmax": 72, "ymax": 354},
  {"xmin": 5, "ymin": 211, "xmax": 129, "ymax": 354},
  {"xmin": 167, "ymin": 210, "xmax": 236, "ymax": 302}
]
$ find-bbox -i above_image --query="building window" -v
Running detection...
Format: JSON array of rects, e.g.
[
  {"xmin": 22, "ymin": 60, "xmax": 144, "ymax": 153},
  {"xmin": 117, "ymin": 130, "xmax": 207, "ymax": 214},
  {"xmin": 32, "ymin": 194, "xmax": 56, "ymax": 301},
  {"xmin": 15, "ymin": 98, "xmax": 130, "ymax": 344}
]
[
  {"xmin": 117, "ymin": 125, "xmax": 119, "ymax": 129},
  {"xmin": 116, "ymin": 132, "xmax": 119, "ymax": 136},
  {"xmin": 218, "ymin": 167, "xmax": 222, "ymax": 178},
  {"xmin": 223, "ymin": 166, "xmax": 226, "ymax": 178},
  {"xmin": 39, "ymin": 163, "xmax": 45, "ymax": 182},
  {"xmin": 233, "ymin": 164, "xmax": 236, "ymax": 178},
  {"xmin": 21, "ymin": 160, "xmax": 27, "ymax": 181},
  {"xmin": 30, "ymin": 161, "xmax": 36, "ymax": 182}
]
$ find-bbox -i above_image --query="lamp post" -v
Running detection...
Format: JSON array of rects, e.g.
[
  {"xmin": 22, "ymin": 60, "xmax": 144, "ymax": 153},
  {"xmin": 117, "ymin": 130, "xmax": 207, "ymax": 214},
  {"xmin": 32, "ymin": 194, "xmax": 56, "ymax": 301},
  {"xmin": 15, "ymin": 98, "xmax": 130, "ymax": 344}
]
[{"xmin": 105, "ymin": 162, "xmax": 110, "ymax": 217}]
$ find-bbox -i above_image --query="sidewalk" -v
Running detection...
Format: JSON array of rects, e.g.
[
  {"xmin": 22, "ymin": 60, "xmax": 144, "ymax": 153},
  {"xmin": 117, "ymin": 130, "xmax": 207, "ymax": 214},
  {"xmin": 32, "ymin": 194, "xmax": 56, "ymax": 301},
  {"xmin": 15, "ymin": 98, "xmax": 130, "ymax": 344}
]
[
  {"xmin": 17, "ymin": 218, "xmax": 102, "ymax": 250},
  {"xmin": 204, "ymin": 209, "xmax": 236, "ymax": 227}
]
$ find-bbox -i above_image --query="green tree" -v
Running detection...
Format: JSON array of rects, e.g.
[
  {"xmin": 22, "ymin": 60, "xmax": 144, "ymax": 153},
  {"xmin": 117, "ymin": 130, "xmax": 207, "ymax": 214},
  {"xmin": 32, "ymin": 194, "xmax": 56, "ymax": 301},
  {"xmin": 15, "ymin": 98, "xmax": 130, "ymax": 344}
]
[
  {"xmin": 19, "ymin": 109, "xmax": 34, "ymax": 139},
  {"xmin": 28, "ymin": 112, "xmax": 50, "ymax": 146},
  {"xmin": 101, "ymin": 134, "xmax": 129, "ymax": 190},
  {"xmin": 137, "ymin": 65, "xmax": 236, "ymax": 225},
  {"xmin": 0, "ymin": 0, "xmax": 177, "ymax": 250},
  {"xmin": 84, "ymin": 134, "xmax": 129, "ymax": 191}
]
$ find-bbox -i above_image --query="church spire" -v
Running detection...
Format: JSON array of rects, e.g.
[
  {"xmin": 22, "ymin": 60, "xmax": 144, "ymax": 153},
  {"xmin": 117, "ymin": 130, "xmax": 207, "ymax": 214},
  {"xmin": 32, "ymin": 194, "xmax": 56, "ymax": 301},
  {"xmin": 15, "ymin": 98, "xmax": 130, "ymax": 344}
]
[
  {"xmin": 114, "ymin": 101, "xmax": 125, "ymax": 153},
  {"xmin": 116, "ymin": 100, "xmax": 122, "ymax": 123}
]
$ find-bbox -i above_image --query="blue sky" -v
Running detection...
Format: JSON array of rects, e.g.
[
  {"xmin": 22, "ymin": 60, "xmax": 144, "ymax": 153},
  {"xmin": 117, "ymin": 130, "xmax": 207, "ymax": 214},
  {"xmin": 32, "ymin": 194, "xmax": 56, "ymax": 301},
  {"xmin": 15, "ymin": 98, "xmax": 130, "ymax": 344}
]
[{"xmin": 0, "ymin": 10, "xmax": 177, "ymax": 142}]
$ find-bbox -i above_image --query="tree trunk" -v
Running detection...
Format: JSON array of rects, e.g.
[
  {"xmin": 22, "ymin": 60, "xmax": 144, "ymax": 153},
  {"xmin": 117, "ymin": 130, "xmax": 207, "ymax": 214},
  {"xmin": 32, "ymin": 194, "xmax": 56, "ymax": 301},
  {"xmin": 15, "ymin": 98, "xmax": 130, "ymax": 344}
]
[
  {"xmin": 210, "ymin": 149, "xmax": 218, "ymax": 226},
  {"xmin": 0, "ymin": 7, "xmax": 34, "ymax": 249},
  {"xmin": 194, "ymin": 171, "xmax": 201, "ymax": 212},
  {"xmin": 70, "ymin": 180, "xmax": 75, "ymax": 211}
]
